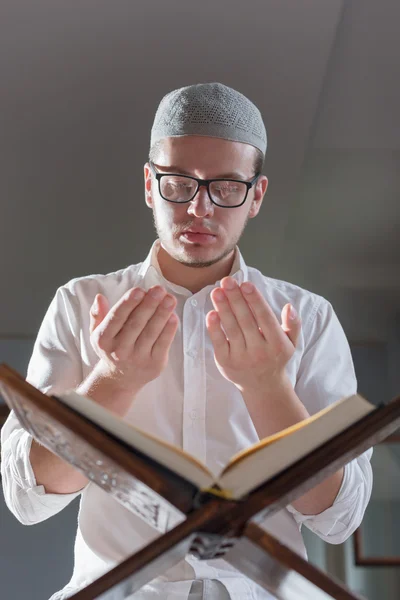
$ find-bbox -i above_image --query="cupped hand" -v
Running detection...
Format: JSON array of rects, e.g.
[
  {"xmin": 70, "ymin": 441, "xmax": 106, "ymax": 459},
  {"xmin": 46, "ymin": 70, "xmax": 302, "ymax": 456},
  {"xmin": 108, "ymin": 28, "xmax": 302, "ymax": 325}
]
[
  {"xmin": 206, "ymin": 277, "xmax": 301, "ymax": 393},
  {"xmin": 88, "ymin": 285, "xmax": 179, "ymax": 394}
]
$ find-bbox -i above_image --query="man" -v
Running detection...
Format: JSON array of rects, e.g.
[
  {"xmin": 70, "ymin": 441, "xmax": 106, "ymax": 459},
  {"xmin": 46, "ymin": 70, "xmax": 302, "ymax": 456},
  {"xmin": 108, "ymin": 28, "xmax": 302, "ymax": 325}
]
[{"xmin": 1, "ymin": 83, "xmax": 372, "ymax": 599}]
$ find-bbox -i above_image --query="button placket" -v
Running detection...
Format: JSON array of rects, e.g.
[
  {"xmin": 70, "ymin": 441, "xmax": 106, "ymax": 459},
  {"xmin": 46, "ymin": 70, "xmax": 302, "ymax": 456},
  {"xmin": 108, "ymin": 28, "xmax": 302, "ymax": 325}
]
[
  {"xmin": 187, "ymin": 349, "xmax": 197, "ymax": 359},
  {"xmin": 182, "ymin": 296, "xmax": 206, "ymax": 463}
]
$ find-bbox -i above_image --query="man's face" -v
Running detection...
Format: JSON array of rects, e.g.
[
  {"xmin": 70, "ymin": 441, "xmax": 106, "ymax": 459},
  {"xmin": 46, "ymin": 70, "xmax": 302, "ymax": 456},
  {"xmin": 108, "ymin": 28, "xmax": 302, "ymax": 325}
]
[{"xmin": 144, "ymin": 136, "xmax": 268, "ymax": 268}]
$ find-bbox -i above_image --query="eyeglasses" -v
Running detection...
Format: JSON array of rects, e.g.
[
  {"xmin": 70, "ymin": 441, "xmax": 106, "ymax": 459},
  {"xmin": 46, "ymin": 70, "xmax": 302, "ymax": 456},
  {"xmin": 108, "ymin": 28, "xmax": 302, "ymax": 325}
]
[{"xmin": 148, "ymin": 161, "xmax": 260, "ymax": 208}]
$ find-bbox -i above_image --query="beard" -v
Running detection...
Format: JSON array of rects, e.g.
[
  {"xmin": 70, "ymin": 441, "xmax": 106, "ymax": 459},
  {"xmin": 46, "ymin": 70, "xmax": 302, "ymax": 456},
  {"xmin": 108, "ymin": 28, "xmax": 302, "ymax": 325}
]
[{"xmin": 151, "ymin": 209, "xmax": 250, "ymax": 269}]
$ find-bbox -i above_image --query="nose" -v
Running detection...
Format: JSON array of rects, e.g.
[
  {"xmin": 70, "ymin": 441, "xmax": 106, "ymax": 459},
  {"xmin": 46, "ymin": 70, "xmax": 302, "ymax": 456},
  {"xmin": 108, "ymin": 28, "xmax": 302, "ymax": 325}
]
[{"xmin": 186, "ymin": 184, "xmax": 215, "ymax": 218}]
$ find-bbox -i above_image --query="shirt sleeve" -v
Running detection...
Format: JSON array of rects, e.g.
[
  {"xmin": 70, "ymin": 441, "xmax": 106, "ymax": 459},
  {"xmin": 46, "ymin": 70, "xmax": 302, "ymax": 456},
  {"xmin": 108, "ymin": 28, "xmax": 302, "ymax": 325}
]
[
  {"xmin": 287, "ymin": 297, "xmax": 373, "ymax": 543},
  {"xmin": 1, "ymin": 283, "xmax": 86, "ymax": 525}
]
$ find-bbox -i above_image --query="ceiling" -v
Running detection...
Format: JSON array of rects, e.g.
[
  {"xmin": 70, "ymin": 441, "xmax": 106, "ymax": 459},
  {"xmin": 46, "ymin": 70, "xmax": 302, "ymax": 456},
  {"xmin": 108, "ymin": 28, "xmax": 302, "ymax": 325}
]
[{"xmin": 0, "ymin": 0, "xmax": 399, "ymax": 343}]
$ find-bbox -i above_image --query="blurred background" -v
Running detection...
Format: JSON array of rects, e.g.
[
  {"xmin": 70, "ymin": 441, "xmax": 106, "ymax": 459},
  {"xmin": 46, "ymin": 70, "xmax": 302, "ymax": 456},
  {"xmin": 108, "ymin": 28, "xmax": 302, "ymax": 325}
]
[{"xmin": 0, "ymin": 1, "xmax": 399, "ymax": 598}]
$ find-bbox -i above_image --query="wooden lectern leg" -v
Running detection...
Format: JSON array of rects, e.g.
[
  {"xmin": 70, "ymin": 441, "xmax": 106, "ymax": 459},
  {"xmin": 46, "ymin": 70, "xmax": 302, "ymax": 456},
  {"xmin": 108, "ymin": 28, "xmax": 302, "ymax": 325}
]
[
  {"xmin": 224, "ymin": 522, "xmax": 365, "ymax": 600},
  {"xmin": 65, "ymin": 489, "xmax": 370, "ymax": 600},
  {"xmin": 68, "ymin": 501, "xmax": 225, "ymax": 600},
  {"xmin": 72, "ymin": 535, "xmax": 194, "ymax": 599}
]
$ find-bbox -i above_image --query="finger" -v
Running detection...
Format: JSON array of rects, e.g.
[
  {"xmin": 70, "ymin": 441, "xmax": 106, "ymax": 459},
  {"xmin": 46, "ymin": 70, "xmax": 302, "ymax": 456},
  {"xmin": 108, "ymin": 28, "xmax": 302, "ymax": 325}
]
[
  {"xmin": 210, "ymin": 288, "xmax": 246, "ymax": 349},
  {"xmin": 115, "ymin": 286, "xmax": 168, "ymax": 351},
  {"xmin": 95, "ymin": 287, "xmax": 147, "ymax": 342},
  {"xmin": 206, "ymin": 310, "xmax": 230, "ymax": 363},
  {"xmin": 220, "ymin": 278, "xmax": 261, "ymax": 347},
  {"xmin": 281, "ymin": 303, "xmax": 302, "ymax": 347},
  {"xmin": 134, "ymin": 294, "xmax": 177, "ymax": 354},
  {"xmin": 151, "ymin": 313, "xmax": 179, "ymax": 361},
  {"xmin": 240, "ymin": 282, "xmax": 282, "ymax": 344},
  {"xmin": 89, "ymin": 294, "xmax": 109, "ymax": 335}
]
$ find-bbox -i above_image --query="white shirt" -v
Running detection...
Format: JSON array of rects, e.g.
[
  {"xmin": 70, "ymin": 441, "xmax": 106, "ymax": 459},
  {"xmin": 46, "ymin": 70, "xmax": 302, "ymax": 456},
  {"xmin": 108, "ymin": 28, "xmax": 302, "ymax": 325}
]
[{"xmin": 1, "ymin": 240, "xmax": 373, "ymax": 600}]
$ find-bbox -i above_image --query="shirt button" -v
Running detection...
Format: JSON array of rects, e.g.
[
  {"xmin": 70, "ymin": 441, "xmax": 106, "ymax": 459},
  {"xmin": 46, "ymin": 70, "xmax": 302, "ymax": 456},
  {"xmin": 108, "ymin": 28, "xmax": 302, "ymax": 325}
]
[
  {"xmin": 191, "ymin": 298, "xmax": 198, "ymax": 307},
  {"xmin": 187, "ymin": 349, "xmax": 197, "ymax": 359},
  {"xmin": 190, "ymin": 409, "xmax": 198, "ymax": 420}
]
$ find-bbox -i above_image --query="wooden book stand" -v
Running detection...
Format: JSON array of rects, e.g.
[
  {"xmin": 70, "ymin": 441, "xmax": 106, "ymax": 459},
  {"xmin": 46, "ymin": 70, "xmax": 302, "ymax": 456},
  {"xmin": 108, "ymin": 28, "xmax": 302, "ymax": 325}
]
[{"xmin": 1, "ymin": 364, "xmax": 399, "ymax": 600}]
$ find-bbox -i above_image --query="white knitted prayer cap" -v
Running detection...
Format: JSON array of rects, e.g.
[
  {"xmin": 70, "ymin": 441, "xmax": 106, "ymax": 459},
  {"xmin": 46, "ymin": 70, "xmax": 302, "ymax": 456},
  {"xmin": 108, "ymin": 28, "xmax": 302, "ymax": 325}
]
[{"xmin": 150, "ymin": 82, "xmax": 267, "ymax": 156}]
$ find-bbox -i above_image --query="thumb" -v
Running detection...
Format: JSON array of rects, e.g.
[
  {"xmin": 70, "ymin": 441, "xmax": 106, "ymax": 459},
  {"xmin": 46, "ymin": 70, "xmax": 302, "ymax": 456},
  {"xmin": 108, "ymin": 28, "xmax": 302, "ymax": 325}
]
[
  {"xmin": 89, "ymin": 294, "xmax": 109, "ymax": 335},
  {"xmin": 281, "ymin": 303, "xmax": 301, "ymax": 347}
]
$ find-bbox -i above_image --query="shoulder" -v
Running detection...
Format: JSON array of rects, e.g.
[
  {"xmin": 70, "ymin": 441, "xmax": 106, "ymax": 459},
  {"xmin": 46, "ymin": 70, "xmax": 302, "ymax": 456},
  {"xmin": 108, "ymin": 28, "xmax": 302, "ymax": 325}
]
[{"xmin": 55, "ymin": 262, "xmax": 144, "ymax": 311}]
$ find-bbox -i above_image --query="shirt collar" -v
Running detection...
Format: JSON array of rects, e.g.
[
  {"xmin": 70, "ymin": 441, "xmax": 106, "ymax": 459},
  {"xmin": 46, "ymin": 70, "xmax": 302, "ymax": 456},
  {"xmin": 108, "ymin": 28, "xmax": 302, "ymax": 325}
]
[{"xmin": 137, "ymin": 239, "xmax": 248, "ymax": 296}]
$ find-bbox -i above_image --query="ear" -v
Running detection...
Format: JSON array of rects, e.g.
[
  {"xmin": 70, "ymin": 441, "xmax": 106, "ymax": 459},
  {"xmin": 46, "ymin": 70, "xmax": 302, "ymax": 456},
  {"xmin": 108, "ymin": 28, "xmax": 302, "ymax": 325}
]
[
  {"xmin": 248, "ymin": 175, "xmax": 268, "ymax": 219},
  {"xmin": 144, "ymin": 162, "xmax": 153, "ymax": 208}
]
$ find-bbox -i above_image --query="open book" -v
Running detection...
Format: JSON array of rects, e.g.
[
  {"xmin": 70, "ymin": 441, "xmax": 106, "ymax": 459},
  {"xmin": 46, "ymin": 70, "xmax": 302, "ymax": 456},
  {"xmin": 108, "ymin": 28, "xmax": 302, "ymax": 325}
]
[
  {"xmin": 0, "ymin": 361, "xmax": 376, "ymax": 502},
  {"xmin": 58, "ymin": 388, "xmax": 375, "ymax": 500}
]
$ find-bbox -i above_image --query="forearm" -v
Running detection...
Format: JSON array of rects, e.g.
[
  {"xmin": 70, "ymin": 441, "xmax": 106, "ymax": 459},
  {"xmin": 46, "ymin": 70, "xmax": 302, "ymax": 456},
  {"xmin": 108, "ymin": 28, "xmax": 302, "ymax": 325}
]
[
  {"xmin": 29, "ymin": 438, "xmax": 89, "ymax": 494},
  {"xmin": 241, "ymin": 375, "xmax": 344, "ymax": 515},
  {"xmin": 290, "ymin": 467, "xmax": 344, "ymax": 515},
  {"xmin": 30, "ymin": 362, "xmax": 139, "ymax": 495}
]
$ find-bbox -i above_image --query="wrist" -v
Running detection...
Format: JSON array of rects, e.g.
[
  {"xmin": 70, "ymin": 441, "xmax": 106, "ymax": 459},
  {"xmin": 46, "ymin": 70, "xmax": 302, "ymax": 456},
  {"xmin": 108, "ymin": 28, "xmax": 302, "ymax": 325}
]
[
  {"xmin": 240, "ymin": 370, "xmax": 291, "ymax": 396},
  {"xmin": 77, "ymin": 360, "xmax": 142, "ymax": 417},
  {"xmin": 93, "ymin": 359, "xmax": 143, "ymax": 394},
  {"xmin": 240, "ymin": 373, "xmax": 309, "ymax": 439}
]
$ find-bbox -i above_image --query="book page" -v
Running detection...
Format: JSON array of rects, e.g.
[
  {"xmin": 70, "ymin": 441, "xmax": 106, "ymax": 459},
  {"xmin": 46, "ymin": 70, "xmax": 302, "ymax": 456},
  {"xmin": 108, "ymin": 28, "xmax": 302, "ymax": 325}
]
[
  {"xmin": 58, "ymin": 390, "xmax": 214, "ymax": 490},
  {"xmin": 223, "ymin": 395, "xmax": 357, "ymax": 474},
  {"xmin": 218, "ymin": 393, "xmax": 375, "ymax": 498}
]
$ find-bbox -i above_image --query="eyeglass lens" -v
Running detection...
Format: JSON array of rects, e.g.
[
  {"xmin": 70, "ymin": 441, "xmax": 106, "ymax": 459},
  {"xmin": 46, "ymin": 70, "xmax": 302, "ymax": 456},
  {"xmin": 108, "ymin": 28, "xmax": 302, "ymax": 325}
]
[{"xmin": 159, "ymin": 175, "xmax": 247, "ymax": 207}]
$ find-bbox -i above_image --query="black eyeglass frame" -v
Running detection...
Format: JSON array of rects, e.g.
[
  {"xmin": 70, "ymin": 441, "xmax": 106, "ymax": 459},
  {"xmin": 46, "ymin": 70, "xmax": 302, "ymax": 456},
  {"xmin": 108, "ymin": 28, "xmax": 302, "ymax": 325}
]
[{"xmin": 148, "ymin": 161, "xmax": 261, "ymax": 208}]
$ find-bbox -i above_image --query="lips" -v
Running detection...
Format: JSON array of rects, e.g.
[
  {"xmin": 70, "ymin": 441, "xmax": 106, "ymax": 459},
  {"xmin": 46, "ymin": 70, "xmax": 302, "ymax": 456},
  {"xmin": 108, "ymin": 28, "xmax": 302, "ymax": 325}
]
[
  {"xmin": 184, "ymin": 229, "xmax": 215, "ymax": 236},
  {"xmin": 181, "ymin": 230, "xmax": 217, "ymax": 244}
]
